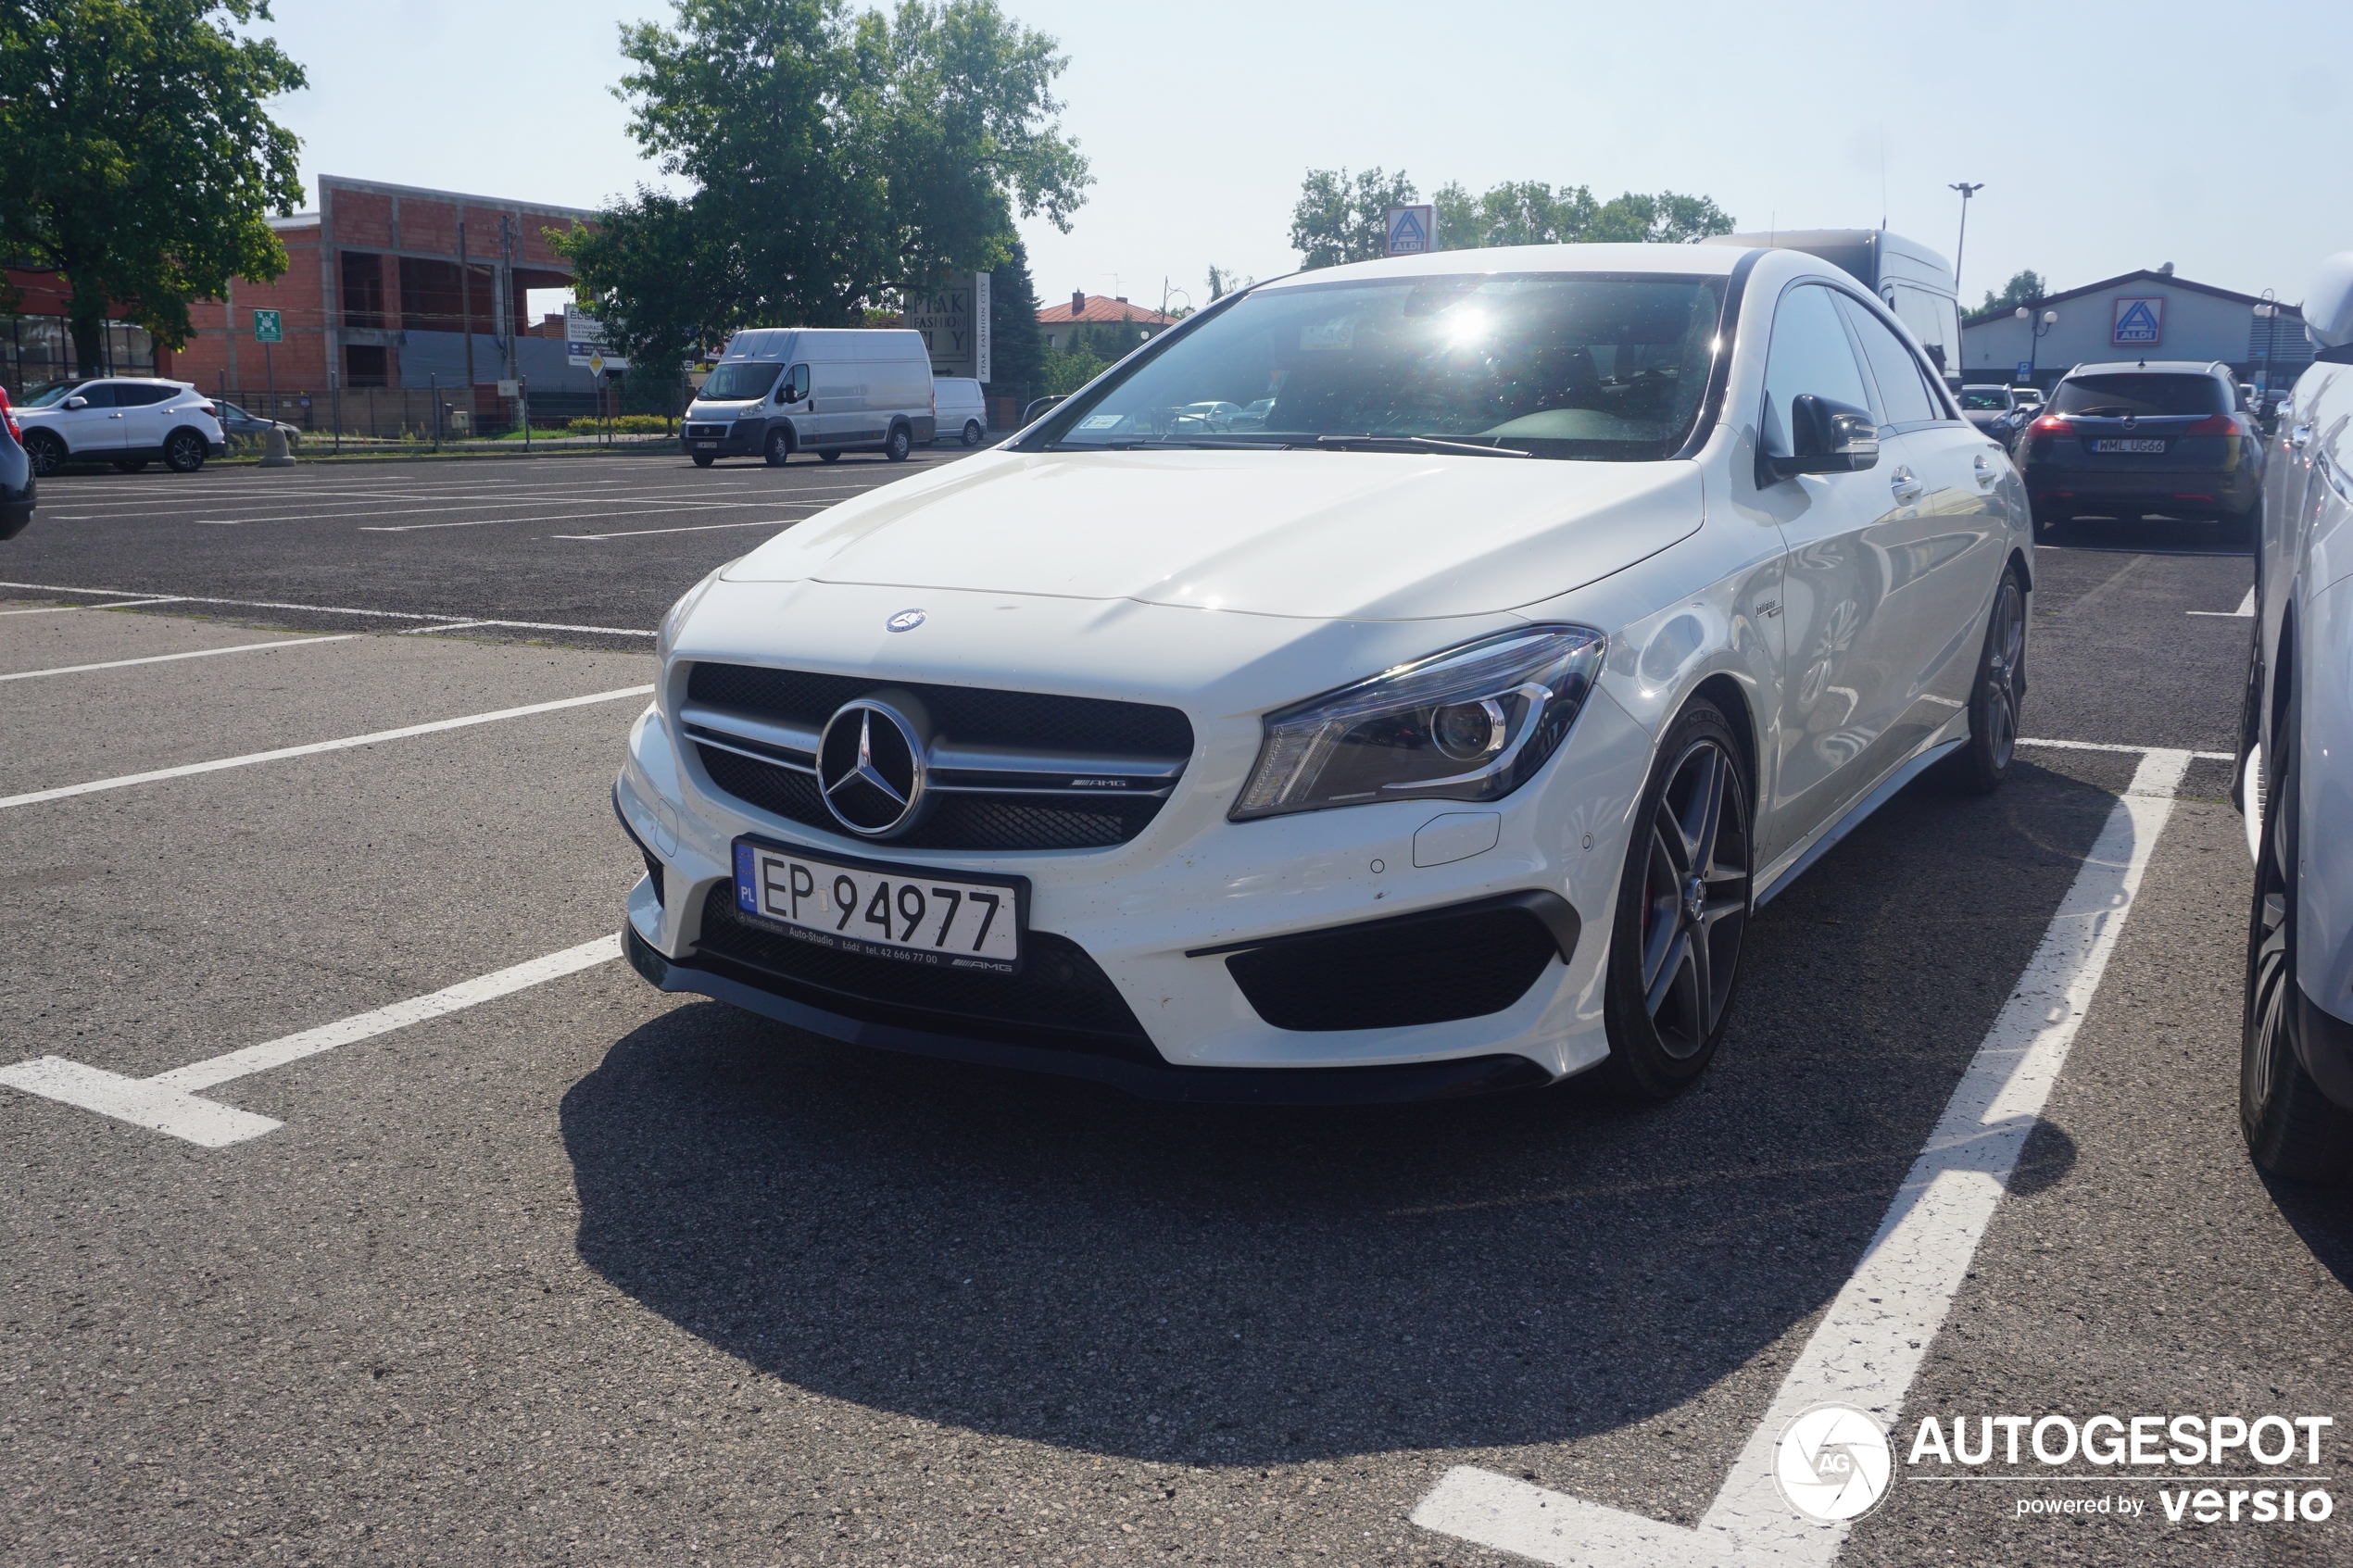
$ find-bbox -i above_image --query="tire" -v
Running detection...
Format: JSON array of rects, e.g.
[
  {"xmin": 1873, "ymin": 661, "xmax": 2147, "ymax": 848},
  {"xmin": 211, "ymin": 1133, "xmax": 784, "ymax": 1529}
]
[
  {"xmin": 2241, "ymin": 677, "xmax": 2353, "ymax": 1181},
  {"xmin": 961, "ymin": 420, "xmax": 985, "ymax": 447},
  {"xmin": 113, "ymin": 459, "xmax": 149, "ymax": 473},
  {"xmin": 23, "ymin": 430, "xmax": 65, "ymax": 478},
  {"xmin": 818, "ymin": 448, "xmax": 842, "ymax": 464},
  {"xmin": 884, "ymin": 423, "xmax": 913, "ymax": 462},
  {"xmin": 1938, "ymin": 566, "xmax": 2026, "ymax": 795},
  {"xmin": 764, "ymin": 429, "xmax": 792, "ymax": 467},
  {"xmin": 691, "ymin": 454, "xmax": 716, "ymax": 469},
  {"xmin": 163, "ymin": 429, "xmax": 207, "ymax": 473},
  {"xmin": 1602, "ymin": 697, "xmax": 1755, "ymax": 1099}
]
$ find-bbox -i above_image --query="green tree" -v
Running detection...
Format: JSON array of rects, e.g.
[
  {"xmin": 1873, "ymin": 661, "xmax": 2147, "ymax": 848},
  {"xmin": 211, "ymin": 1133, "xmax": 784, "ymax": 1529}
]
[
  {"xmin": 1428, "ymin": 179, "xmax": 1732, "ymax": 250},
  {"xmin": 1289, "ymin": 166, "xmax": 1419, "ymax": 270},
  {"xmin": 1979, "ymin": 269, "xmax": 2046, "ymax": 314},
  {"xmin": 983, "ymin": 235, "xmax": 1043, "ymax": 400},
  {"xmin": 558, "ymin": 0, "xmax": 1089, "ymax": 367},
  {"xmin": 1205, "ymin": 264, "xmax": 1252, "ymax": 301},
  {"xmin": 0, "ymin": 0, "xmax": 307, "ymax": 375}
]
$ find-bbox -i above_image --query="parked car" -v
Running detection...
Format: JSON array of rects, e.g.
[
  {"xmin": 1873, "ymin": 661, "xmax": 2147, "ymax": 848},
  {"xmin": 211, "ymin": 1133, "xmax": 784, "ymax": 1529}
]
[
  {"xmin": 681, "ymin": 329, "xmax": 934, "ymax": 467},
  {"xmin": 932, "ymin": 377, "xmax": 988, "ymax": 447},
  {"xmin": 15, "ymin": 378, "xmax": 226, "ymax": 476},
  {"xmin": 2016, "ymin": 360, "xmax": 2262, "ymax": 532},
  {"xmin": 2008, "ymin": 385, "xmax": 2045, "ymax": 417},
  {"xmin": 2237, "ymin": 249, "xmax": 2353, "ymax": 1181},
  {"xmin": 214, "ymin": 401, "xmax": 301, "ymax": 447},
  {"xmin": 616, "ymin": 243, "xmax": 2031, "ymax": 1103},
  {"xmin": 1959, "ymin": 383, "xmax": 2021, "ymax": 438},
  {"xmin": 0, "ymin": 386, "xmax": 35, "ymax": 539}
]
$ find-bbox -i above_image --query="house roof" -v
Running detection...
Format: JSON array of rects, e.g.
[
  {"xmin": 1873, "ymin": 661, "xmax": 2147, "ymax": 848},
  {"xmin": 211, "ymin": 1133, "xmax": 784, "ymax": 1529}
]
[
  {"xmin": 1963, "ymin": 269, "xmax": 2304, "ymax": 328},
  {"xmin": 1038, "ymin": 294, "xmax": 1180, "ymax": 327}
]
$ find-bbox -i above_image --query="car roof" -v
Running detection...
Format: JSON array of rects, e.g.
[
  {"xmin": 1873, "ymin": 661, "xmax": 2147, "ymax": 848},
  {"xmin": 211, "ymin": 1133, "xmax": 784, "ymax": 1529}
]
[
  {"xmin": 2065, "ymin": 360, "xmax": 2229, "ymax": 378},
  {"xmin": 1257, "ymin": 242, "xmax": 1747, "ymax": 290}
]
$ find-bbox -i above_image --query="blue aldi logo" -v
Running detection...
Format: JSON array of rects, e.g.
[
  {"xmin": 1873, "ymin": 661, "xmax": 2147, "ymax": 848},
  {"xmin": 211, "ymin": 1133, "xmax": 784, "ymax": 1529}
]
[{"xmin": 2111, "ymin": 295, "xmax": 2164, "ymax": 347}]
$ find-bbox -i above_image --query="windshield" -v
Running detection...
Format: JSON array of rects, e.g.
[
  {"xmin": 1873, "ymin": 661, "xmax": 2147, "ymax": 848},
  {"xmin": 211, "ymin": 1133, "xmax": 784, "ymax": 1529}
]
[
  {"xmin": 1042, "ymin": 273, "xmax": 1727, "ymax": 461},
  {"xmin": 19, "ymin": 382, "xmax": 87, "ymax": 408},
  {"xmin": 2050, "ymin": 373, "xmax": 2225, "ymax": 418},
  {"xmin": 701, "ymin": 362, "xmax": 782, "ymax": 401},
  {"xmin": 1960, "ymin": 388, "xmax": 2010, "ymax": 410}
]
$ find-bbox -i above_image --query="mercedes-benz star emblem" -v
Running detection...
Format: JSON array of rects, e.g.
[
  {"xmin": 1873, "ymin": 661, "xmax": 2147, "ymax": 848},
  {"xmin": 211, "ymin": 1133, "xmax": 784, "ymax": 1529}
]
[
  {"xmin": 817, "ymin": 698, "xmax": 927, "ymax": 836},
  {"xmin": 887, "ymin": 608, "xmax": 926, "ymax": 633}
]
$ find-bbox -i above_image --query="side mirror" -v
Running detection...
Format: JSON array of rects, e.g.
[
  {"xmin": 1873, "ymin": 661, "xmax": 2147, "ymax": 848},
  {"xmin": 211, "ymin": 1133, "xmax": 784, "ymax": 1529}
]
[
  {"xmin": 1765, "ymin": 395, "xmax": 1879, "ymax": 482},
  {"xmin": 63, "ymin": 395, "xmax": 87, "ymax": 409},
  {"xmin": 1024, "ymin": 395, "xmax": 1065, "ymax": 425},
  {"xmin": 2306, "ymin": 251, "xmax": 2353, "ymax": 352}
]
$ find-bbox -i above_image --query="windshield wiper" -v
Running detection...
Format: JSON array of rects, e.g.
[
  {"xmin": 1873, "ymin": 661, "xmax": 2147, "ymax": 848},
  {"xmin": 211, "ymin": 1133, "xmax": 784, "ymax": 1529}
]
[{"xmin": 1313, "ymin": 433, "xmax": 1529, "ymax": 458}]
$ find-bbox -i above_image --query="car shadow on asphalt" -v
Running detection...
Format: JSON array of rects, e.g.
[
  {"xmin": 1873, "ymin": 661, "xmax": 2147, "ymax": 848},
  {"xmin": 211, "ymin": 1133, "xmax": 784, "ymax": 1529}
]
[{"xmin": 560, "ymin": 760, "xmax": 2116, "ymax": 1467}]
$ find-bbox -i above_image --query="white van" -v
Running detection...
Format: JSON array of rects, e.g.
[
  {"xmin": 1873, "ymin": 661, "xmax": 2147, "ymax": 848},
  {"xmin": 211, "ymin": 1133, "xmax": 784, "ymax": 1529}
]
[
  {"xmin": 931, "ymin": 377, "xmax": 988, "ymax": 446},
  {"xmin": 682, "ymin": 328, "xmax": 935, "ymax": 467},
  {"xmin": 1701, "ymin": 228, "xmax": 1966, "ymax": 389}
]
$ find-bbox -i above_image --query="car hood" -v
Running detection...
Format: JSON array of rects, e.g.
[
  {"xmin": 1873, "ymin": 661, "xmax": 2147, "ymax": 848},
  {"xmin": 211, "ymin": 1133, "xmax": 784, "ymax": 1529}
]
[{"xmin": 722, "ymin": 448, "xmax": 1703, "ymax": 620}]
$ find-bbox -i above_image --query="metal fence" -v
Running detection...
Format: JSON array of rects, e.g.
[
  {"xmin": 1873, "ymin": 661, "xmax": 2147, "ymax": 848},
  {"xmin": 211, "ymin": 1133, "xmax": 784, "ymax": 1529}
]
[{"xmin": 206, "ymin": 377, "xmax": 691, "ymax": 454}]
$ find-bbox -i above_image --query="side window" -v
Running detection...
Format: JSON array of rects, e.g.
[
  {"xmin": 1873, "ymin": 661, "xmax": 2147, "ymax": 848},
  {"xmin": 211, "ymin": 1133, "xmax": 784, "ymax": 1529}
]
[
  {"xmin": 1834, "ymin": 295, "xmax": 1940, "ymax": 427},
  {"xmin": 1887, "ymin": 284, "xmax": 1955, "ymax": 379},
  {"xmin": 119, "ymin": 383, "xmax": 175, "ymax": 407},
  {"xmin": 72, "ymin": 383, "xmax": 118, "ymax": 408},
  {"xmin": 779, "ymin": 364, "xmax": 811, "ymax": 402},
  {"xmin": 1761, "ymin": 284, "xmax": 1871, "ymax": 457}
]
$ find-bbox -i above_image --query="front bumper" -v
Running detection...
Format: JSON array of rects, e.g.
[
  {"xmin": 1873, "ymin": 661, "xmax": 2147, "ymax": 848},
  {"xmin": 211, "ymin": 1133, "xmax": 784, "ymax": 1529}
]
[{"xmin": 614, "ymin": 643, "xmax": 1651, "ymax": 1085}]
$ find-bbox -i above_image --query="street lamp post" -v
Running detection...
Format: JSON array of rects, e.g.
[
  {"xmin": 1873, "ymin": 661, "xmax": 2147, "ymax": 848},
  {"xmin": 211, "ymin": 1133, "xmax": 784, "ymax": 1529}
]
[
  {"xmin": 1948, "ymin": 182, "xmax": 1986, "ymax": 306},
  {"xmin": 2015, "ymin": 305, "xmax": 2057, "ymax": 385},
  {"xmin": 2253, "ymin": 290, "xmax": 2280, "ymax": 397}
]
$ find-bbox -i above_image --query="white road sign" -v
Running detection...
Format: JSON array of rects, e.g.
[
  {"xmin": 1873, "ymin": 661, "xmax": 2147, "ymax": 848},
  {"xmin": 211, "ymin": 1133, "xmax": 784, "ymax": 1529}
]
[
  {"xmin": 565, "ymin": 305, "xmax": 628, "ymax": 371},
  {"xmin": 1384, "ymin": 205, "xmax": 1437, "ymax": 257}
]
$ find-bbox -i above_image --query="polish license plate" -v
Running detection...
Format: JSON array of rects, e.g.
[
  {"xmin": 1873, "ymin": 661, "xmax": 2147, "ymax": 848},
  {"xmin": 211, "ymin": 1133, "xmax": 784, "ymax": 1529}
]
[
  {"xmin": 2091, "ymin": 438, "xmax": 2168, "ymax": 454},
  {"xmin": 693, "ymin": 440, "xmax": 720, "ymax": 449},
  {"xmin": 732, "ymin": 839, "xmax": 1025, "ymax": 972}
]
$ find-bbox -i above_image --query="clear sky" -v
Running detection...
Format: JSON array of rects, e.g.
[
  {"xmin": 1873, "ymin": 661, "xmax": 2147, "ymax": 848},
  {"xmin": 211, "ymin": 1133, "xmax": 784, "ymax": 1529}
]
[{"xmin": 256, "ymin": 0, "xmax": 2352, "ymax": 313}]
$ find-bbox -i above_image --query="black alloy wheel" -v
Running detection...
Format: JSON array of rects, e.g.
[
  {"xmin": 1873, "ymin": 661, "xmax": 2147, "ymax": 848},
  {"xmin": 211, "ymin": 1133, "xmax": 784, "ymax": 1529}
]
[
  {"xmin": 764, "ymin": 429, "xmax": 792, "ymax": 467},
  {"xmin": 23, "ymin": 430, "xmax": 64, "ymax": 478},
  {"xmin": 885, "ymin": 423, "xmax": 913, "ymax": 462},
  {"xmin": 2240, "ymin": 677, "xmax": 2353, "ymax": 1180},
  {"xmin": 163, "ymin": 429, "xmax": 207, "ymax": 473},
  {"xmin": 961, "ymin": 420, "xmax": 985, "ymax": 447},
  {"xmin": 818, "ymin": 448, "xmax": 843, "ymax": 463},
  {"xmin": 1942, "ymin": 567, "xmax": 2026, "ymax": 794},
  {"xmin": 1604, "ymin": 698, "xmax": 1753, "ymax": 1098}
]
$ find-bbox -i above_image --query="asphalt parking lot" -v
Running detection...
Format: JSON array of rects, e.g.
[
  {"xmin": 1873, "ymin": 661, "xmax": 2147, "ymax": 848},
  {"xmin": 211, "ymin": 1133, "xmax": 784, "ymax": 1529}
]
[{"xmin": 3, "ymin": 455, "xmax": 2346, "ymax": 1566}]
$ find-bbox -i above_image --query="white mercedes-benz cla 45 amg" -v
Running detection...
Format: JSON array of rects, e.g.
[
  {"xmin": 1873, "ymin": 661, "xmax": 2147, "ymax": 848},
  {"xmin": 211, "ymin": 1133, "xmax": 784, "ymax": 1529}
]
[{"xmin": 614, "ymin": 243, "xmax": 2031, "ymax": 1103}]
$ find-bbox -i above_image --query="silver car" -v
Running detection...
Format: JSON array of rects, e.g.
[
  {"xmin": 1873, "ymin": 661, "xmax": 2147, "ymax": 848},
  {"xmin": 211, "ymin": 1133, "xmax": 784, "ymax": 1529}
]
[{"xmin": 2238, "ymin": 248, "xmax": 2353, "ymax": 1180}]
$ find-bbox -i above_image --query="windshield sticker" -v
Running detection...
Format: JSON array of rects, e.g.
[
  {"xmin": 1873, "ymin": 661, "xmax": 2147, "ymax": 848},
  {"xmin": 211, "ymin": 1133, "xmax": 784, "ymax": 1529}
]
[
  {"xmin": 1300, "ymin": 319, "xmax": 1355, "ymax": 351},
  {"xmin": 1077, "ymin": 414, "xmax": 1123, "ymax": 430}
]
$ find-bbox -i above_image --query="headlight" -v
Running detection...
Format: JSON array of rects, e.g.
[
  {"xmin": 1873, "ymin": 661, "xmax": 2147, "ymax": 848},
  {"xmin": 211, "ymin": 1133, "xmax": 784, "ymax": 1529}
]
[
  {"xmin": 1232, "ymin": 625, "xmax": 1605, "ymax": 820},
  {"xmin": 657, "ymin": 564, "xmax": 729, "ymax": 663}
]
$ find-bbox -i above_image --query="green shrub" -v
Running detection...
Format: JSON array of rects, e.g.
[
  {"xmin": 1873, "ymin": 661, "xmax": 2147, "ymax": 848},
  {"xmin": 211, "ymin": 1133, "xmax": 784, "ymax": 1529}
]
[{"xmin": 565, "ymin": 413, "xmax": 674, "ymax": 434}]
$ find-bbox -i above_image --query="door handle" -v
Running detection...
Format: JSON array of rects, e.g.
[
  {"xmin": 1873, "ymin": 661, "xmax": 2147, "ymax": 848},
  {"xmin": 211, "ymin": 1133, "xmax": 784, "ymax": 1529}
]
[
  {"xmin": 2292, "ymin": 423, "xmax": 2313, "ymax": 450},
  {"xmin": 1971, "ymin": 454, "xmax": 1999, "ymax": 486},
  {"xmin": 1890, "ymin": 469, "xmax": 1925, "ymax": 501}
]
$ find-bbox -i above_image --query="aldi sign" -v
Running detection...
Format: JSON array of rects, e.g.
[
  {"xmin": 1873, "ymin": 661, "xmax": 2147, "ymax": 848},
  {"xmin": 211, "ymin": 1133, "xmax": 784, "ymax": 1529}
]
[
  {"xmin": 1384, "ymin": 205, "xmax": 1437, "ymax": 257},
  {"xmin": 2111, "ymin": 295, "xmax": 2164, "ymax": 348}
]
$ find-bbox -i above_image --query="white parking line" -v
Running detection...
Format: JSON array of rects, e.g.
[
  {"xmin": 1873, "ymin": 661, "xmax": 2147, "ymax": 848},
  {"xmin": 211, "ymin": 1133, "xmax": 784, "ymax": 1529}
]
[
  {"xmin": 0, "ymin": 633, "xmax": 356, "ymax": 683},
  {"xmin": 2186, "ymin": 586, "xmax": 2258, "ymax": 618},
  {"xmin": 0, "ymin": 580, "xmax": 654, "ymax": 637},
  {"xmin": 2020, "ymin": 735, "xmax": 2232, "ymax": 760},
  {"xmin": 1414, "ymin": 746, "xmax": 2194, "ymax": 1566},
  {"xmin": 0, "ymin": 684, "xmax": 652, "ymax": 811},
  {"xmin": 0, "ymin": 935, "xmax": 621, "ymax": 1147},
  {"xmin": 354, "ymin": 502, "xmax": 771, "ymax": 533},
  {"xmin": 0, "ymin": 596, "xmax": 187, "ymax": 615},
  {"xmin": 549, "ymin": 516, "xmax": 812, "ymax": 540}
]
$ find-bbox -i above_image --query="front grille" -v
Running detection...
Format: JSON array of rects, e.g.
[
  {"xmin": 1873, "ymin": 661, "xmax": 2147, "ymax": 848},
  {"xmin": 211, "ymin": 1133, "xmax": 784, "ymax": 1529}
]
[
  {"xmin": 686, "ymin": 661, "xmax": 1193, "ymax": 850},
  {"xmin": 1223, "ymin": 900, "xmax": 1564, "ymax": 1032},
  {"xmin": 691, "ymin": 882, "xmax": 1160, "ymax": 1062},
  {"xmin": 686, "ymin": 423, "xmax": 729, "ymax": 439},
  {"xmin": 688, "ymin": 663, "xmax": 1193, "ymax": 757}
]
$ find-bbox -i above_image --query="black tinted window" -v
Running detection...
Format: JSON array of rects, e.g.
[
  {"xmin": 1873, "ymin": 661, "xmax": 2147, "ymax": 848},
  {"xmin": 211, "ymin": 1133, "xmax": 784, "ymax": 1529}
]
[
  {"xmin": 1835, "ymin": 295, "xmax": 1940, "ymax": 425},
  {"xmin": 69, "ymin": 383, "xmax": 118, "ymax": 408},
  {"xmin": 115, "ymin": 383, "xmax": 176, "ymax": 407},
  {"xmin": 2050, "ymin": 373, "xmax": 2225, "ymax": 417}
]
